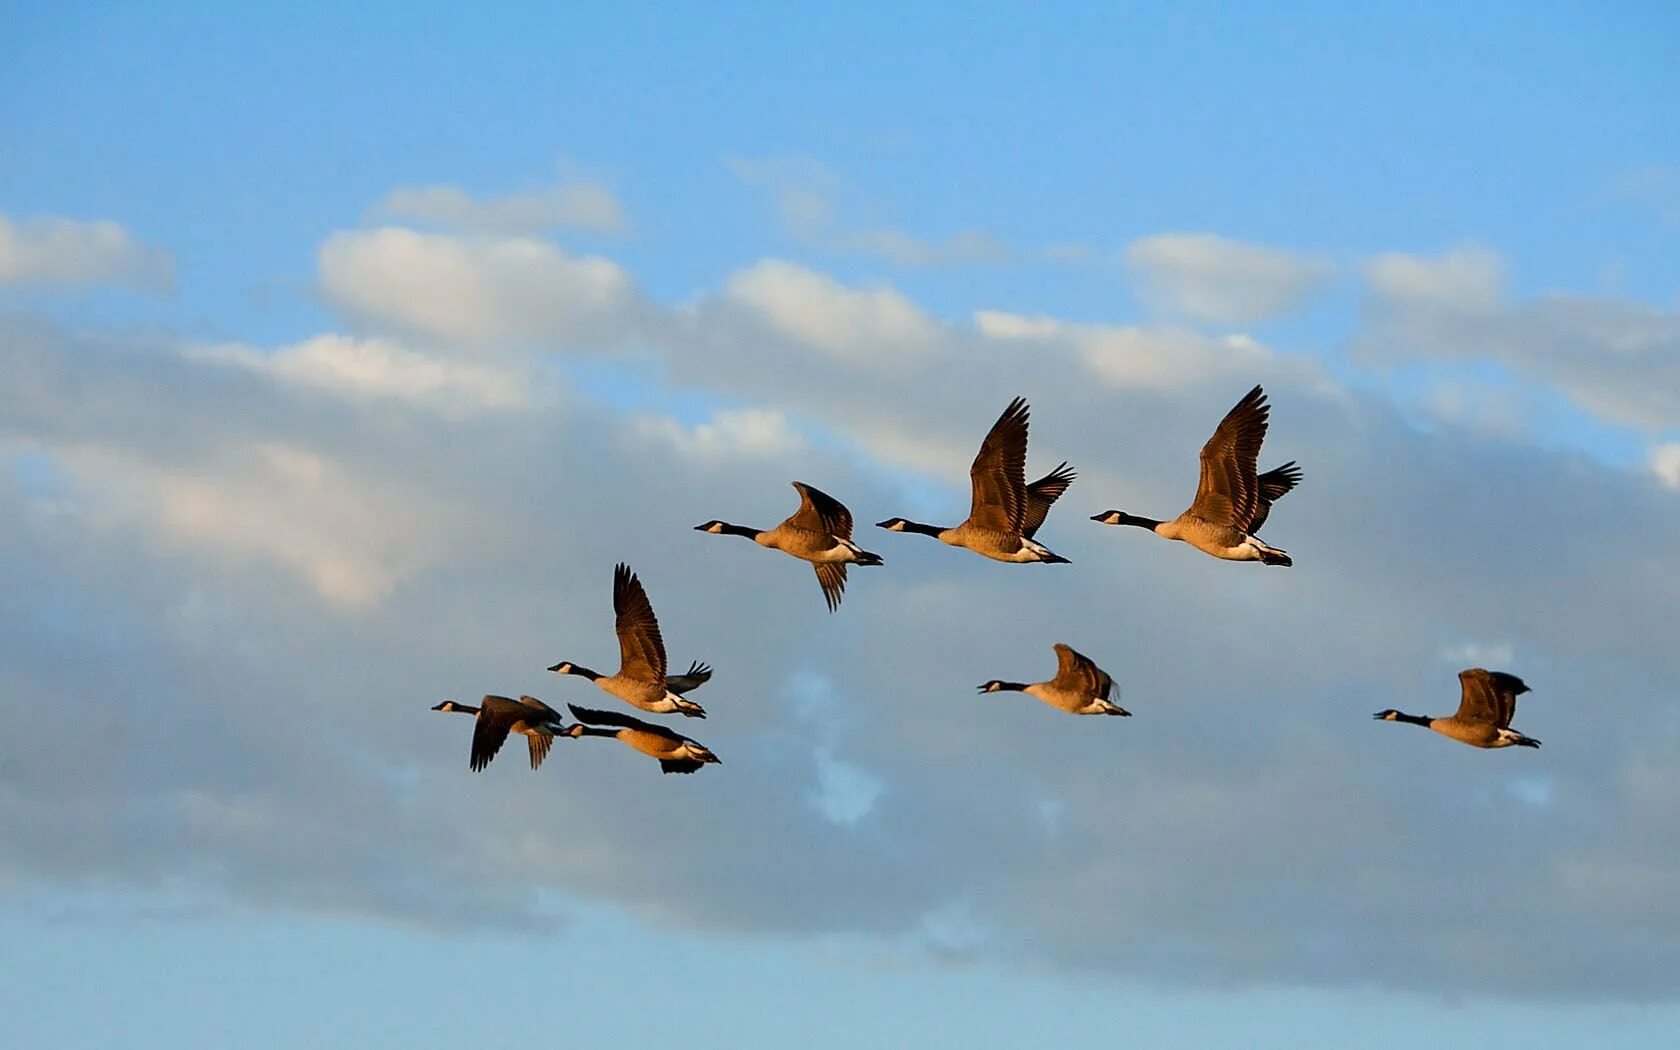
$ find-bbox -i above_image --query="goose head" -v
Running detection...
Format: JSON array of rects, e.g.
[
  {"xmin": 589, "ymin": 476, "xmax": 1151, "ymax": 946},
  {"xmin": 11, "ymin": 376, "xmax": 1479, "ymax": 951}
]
[
  {"xmin": 875, "ymin": 517, "xmax": 911, "ymax": 531},
  {"xmin": 977, "ymin": 680, "xmax": 1006, "ymax": 693},
  {"xmin": 693, "ymin": 520, "xmax": 729, "ymax": 534},
  {"xmin": 548, "ymin": 661, "xmax": 577, "ymax": 675},
  {"xmin": 1372, "ymin": 709, "xmax": 1400, "ymax": 721}
]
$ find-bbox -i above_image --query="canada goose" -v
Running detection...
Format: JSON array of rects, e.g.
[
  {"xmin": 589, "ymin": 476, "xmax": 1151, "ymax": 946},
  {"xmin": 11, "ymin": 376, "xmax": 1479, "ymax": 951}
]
[
  {"xmin": 548, "ymin": 564, "xmax": 707, "ymax": 718},
  {"xmin": 564, "ymin": 704, "xmax": 722, "ymax": 774},
  {"xmin": 875, "ymin": 397, "xmax": 1075, "ymax": 563},
  {"xmin": 1091, "ymin": 385, "xmax": 1295, "ymax": 566},
  {"xmin": 695, "ymin": 481, "xmax": 883, "ymax": 612},
  {"xmin": 432, "ymin": 694, "xmax": 565, "ymax": 772},
  {"xmin": 979, "ymin": 643, "xmax": 1130, "ymax": 716},
  {"xmin": 1374, "ymin": 668, "xmax": 1540, "ymax": 749}
]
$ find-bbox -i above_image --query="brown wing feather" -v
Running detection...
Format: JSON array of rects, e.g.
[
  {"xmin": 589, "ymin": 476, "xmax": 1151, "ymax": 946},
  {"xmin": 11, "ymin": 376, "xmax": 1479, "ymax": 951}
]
[
  {"xmin": 813, "ymin": 562, "xmax": 848, "ymax": 613},
  {"xmin": 967, "ymin": 397, "xmax": 1030, "ymax": 534},
  {"xmin": 469, "ymin": 695, "xmax": 522, "ymax": 772},
  {"xmin": 612, "ymin": 563, "xmax": 668, "ymax": 683},
  {"xmin": 1052, "ymin": 643, "xmax": 1110, "ymax": 698},
  {"xmin": 1187, "ymin": 385, "xmax": 1270, "ymax": 530},
  {"xmin": 1454, "ymin": 669, "xmax": 1506, "ymax": 725},
  {"xmin": 526, "ymin": 730, "xmax": 554, "ymax": 770},
  {"xmin": 785, "ymin": 482, "xmax": 854, "ymax": 539},
  {"xmin": 1021, "ymin": 462, "xmax": 1076, "ymax": 539},
  {"xmin": 1249, "ymin": 461, "xmax": 1301, "ymax": 533}
]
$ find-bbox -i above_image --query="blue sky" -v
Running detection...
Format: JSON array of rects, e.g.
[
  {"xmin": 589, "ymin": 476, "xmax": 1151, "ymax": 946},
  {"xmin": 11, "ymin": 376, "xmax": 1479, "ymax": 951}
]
[{"xmin": 4, "ymin": 3, "xmax": 1680, "ymax": 1046}]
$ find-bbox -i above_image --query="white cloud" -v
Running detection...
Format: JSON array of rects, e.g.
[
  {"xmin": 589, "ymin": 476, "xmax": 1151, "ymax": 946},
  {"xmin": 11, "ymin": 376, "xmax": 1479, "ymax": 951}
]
[
  {"xmin": 1125, "ymin": 232, "xmax": 1330, "ymax": 325},
  {"xmin": 633, "ymin": 407, "xmax": 805, "ymax": 460},
  {"xmin": 59, "ymin": 441, "xmax": 447, "ymax": 610},
  {"xmin": 193, "ymin": 334, "xmax": 531, "ymax": 414},
  {"xmin": 319, "ymin": 227, "xmax": 640, "ymax": 347},
  {"xmin": 377, "ymin": 177, "xmax": 624, "ymax": 235},
  {"xmin": 1441, "ymin": 641, "xmax": 1517, "ymax": 668},
  {"xmin": 1360, "ymin": 246, "xmax": 1680, "ymax": 430},
  {"xmin": 1652, "ymin": 443, "xmax": 1680, "ymax": 489},
  {"xmin": 729, "ymin": 156, "xmax": 1012, "ymax": 267},
  {"xmin": 720, "ymin": 259, "xmax": 944, "ymax": 360},
  {"xmin": 0, "ymin": 214, "xmax": 172, "ymax": 291},
  {"xmin": 977, "ymin": 310, "xmax": 1285, "ymax": 390}
]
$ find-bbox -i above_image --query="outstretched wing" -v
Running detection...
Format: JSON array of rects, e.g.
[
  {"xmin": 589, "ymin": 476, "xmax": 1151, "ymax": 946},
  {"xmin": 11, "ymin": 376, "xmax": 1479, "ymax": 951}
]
[
  {"xmin": 1454, "ymin": 669, "xmax": 1509, "ymax": 725},
  {"xmin": 517, "ymin": 694, "xmax": 563, "ymax": 721},
  {"xmin": 1020, "ymin": 462, "xmax": 1076, "ymax": 539},
  {"xmin": 1248, "ymin": 461, "xmax": 1301, "ymax": 533},
  {"xmin": 784, "ymin": 481, "xmax": 854, "ymax": 539},
  {"xmin": 1051, "ymin": 643, "xmax": 1113, "ymax": 699},
  {"xmin": 813, "ymin": 563, "xmax": 848, "ymax": 613},
  {"xmin": 613, "ymin": 563, "xmax": 668, "ymax": 683},
  {"xmin": 526, "ymin": 730, "xmax": 554, "ymax": 770},
  {"xmin": 659, "ymin": 758, "xmax": 705, "ymax": 774},
  {"xmin": 967, "ymin": 398, "xmax": 1030, "ymax": 534},
  {"xmin": 566, "ymin": 703, "xmax": 671, "ymax": 738},
  {"xmin": 666, "ymin": 661, "xmax": 713, "ymax": 696},
  {"xmin": 1482, "ymin": 670, "xmax": 1530, "ymax": 728},
  {"xmin": 469, "ymin": 695, "xmax": 521, "ymax": 772},
  {"xmin": 1187, "ymin": 385, "xmax": 1269, "ymax": 531}
]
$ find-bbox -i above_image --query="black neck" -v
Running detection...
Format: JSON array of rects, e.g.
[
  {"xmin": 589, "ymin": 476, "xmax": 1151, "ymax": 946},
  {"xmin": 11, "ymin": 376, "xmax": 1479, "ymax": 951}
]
[
  {"xmin": 572, "ymin": 725, "xmax": 618, "ymax": 738},
  {"xmin": 992, "ymin": 681, "xmax": 1029, "ymax": 693},
  {"xmin": 1393, "ymin": 711, "xmax": 1432, "ymax": 727},
  {"xmin": 1115, "ymin": 513, "xmax": 1164, "ymax": 530},
  {"xmin": 717, "ymin": 522, "xmax": 762, "ymax": 540},
  {"xmin": 898, "ymin": 520, "xmax": 945, "ymax": 538},
  {"xmin": 562, "ymin": 665, "xmax": 602, "ymax": 681},
  {"xmin": 442, "ymin": 703, "xmax": 480, "ymax": 715}
]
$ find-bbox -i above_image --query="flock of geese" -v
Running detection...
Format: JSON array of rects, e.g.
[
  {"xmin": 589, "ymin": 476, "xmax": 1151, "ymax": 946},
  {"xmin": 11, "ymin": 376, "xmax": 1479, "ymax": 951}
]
[{"xmin": 435, "ymin": 385, "xmax": 1541, "ymax": 773}]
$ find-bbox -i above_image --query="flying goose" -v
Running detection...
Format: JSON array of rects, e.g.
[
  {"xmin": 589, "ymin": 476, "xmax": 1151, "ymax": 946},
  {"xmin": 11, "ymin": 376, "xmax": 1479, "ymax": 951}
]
[
  {"xmin": 432, "ymin": 694, "xmax": 565, "ymax": 772},
  {"xmin": 979, "ymin": 643, "xmax": 1130, "ymax": 716},
  {"xmin": 564, "ymin": 704, "xmax": 722, "ymax": 774},
  {"xmin": 548, "ymin": 564, "xmax": 707, "ymax": 718},
  {"xmin": 875, "ymin": 397, "xmax": 1075, "ymax": 563},
  {"xmin": 1374, "ymin": 668, "xmax": 1540, "ymax": 749},
  {"xmin": 695, "ymin": 481, "xmax": 883, "ymax": 612},
  {"xmin": 1091, "ymin": 385, "xmax": 1294, "ymax": 565}
]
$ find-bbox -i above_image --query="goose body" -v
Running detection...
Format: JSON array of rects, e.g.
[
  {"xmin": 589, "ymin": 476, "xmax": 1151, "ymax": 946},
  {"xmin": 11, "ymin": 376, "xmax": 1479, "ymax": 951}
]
[
  {"xmin": 696, "ymin": 481, "xmax": 883, "ymax": 612},
  {"xmin": 549, "ymin": 564, "xmax": 707, "ymax": 718},
  {"xmin": 1374, "ymin": 668, "xmax": 1540, "ymax": 749},
  {"xmin": 432, "ymin": 694, "xmax": 565, "ymax": 772},
  {"xmin": 1092, "ymin": 385, "xmax": 1296, "ymax": 566},
  {"xmin": 980, "ymin": 643, "xmax": 1130, "ymax": 716},
  {"xmin": 876, "ymin": 397, "xmax": 1075, "ymax": 564},
  {"xmin": 565, "ymin": 704, "xmax": 722, "ymax": 774}
]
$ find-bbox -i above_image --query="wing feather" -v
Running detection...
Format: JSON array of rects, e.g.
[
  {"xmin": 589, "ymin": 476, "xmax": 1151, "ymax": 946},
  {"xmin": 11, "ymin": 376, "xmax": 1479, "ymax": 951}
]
[
  {"xmin": 967, "ymin": 398, "xmax": 1030, "ymax": 534},
  {"xmin": 613, "ymin": 563, "xmax": 668, "ymax": 683},
  {"xmin": 783, "ymin": 481, "xmax": 854, "ymax": 539},
  {"xmin": 813, "ymin": 562, "xmax": 848, "ymax": 612},
  {"xmin": 1187, "ymin": 385, "xmax": 1270, "ymax": 530},
  {"xmin": 1021, "ymin": 462, "xmax": 1076, "ymax": 539}
]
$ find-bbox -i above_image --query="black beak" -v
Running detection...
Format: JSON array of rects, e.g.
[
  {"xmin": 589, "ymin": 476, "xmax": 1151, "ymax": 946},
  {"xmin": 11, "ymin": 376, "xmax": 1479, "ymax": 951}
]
[{"xmin": 547, "ymin": 662, "xmax": 564, "ymax": 672}]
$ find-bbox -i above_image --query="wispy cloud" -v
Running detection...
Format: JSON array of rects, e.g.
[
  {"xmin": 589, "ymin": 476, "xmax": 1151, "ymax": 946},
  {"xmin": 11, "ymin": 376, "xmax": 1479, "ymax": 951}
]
[
  {"xmin": 1125, "ymin": 232, "xmax": 1332, "ymax": 325},
  {"xmin": 376, "ymin": 170, "xmax": 626, "ymax": 235},
  {"xmin": 0, "ymin": 214, "xmax": 173, "ymax": 292}
]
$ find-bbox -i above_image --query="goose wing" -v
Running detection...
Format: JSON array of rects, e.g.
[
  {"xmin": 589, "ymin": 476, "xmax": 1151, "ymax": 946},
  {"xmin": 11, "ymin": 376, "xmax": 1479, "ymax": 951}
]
[
  {"xmin": 784, "ymin": 481, "xmax": 854, "ymax": 539},
  {"xmin": 566, "ymin": 703, "xmax": 675, "ymax": 740},
  {"xmin": 469, "ymin": 695, "xmax": 523, "ymax": 772},
  {"xmin": 516, "ymin": 694, "xmax": 563, "ymax": 722},
  {"xmin": 813, "ymin": 562, "xmax": 848, "ymax": 612},
  {"xmin": 1021, "ymin": 462, "xmax": 1076, "ymax": 539},
  {"xmin": 1248, "ymin": 461, "xmax": 1301, "ymax": 533},
  {"xmin": 526, "ymin": 730, "xmax": 555, "ymax": 770},
  {"xmin": 666, "ymin": 661, "xmax": 712, "ymax": 696},
  {"xmin": 1052, "ymin": 643, "xmax": 1113, "ymax": 700},
  {"xmin": 966, "ymin": 397, "xmax": 1030, "ymax": 534},
  {"xmin": 660, "ymin": 758, "xmax": 706, "ymax": 774},
  {"xmin": 1454, "ymin": 669, "xmax": 1510, "ymax": 725},
  {"xmin": 612, "ymin": 563, "xmax": 668, "ymax": 683},
  {"xmin": 1483, "ymin": 670, "xmax": 1530, "ymax": 728},
  {"xmin": 1187, "ymin": 385, "xmax": 1269, "ymax": 531}
]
